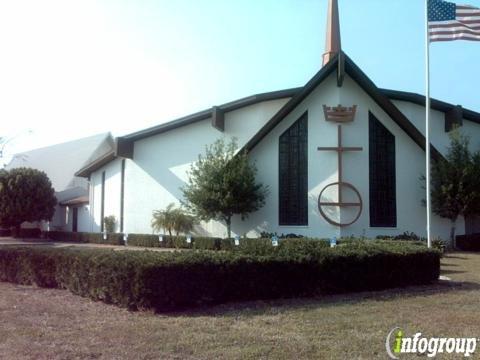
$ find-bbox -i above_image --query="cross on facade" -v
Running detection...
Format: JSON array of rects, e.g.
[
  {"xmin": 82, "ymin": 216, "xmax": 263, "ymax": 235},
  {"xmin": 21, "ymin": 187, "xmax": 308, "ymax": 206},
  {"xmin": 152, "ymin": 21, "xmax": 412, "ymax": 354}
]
[
  {"xmin": 317, "ymin": 124, "xmax": 362, "ymax": 204},
  {"xmin": 317, "ymin": 105, "xmax": 363, "ymax": 227}
]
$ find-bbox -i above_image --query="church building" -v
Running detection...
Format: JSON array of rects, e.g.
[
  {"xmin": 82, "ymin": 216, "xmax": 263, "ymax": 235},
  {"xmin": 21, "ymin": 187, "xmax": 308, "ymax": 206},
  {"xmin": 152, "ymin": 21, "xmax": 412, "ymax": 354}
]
[{"xmin": 76, "ymin": 0, "xmax": 480, "ymax": 241}]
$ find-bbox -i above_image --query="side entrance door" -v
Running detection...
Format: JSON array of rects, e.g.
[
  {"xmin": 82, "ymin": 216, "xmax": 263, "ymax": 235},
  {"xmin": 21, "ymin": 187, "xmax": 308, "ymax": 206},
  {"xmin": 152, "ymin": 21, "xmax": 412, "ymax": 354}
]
[{"xmin": 72, "ymin": 207, "xmax": 78, "ymax": 232}]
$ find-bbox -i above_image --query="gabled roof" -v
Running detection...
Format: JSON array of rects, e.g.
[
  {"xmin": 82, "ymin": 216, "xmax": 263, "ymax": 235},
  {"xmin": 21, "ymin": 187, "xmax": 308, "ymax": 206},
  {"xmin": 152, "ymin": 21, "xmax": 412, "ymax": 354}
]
[
  {"xmin": 76, "ymin": 52, "xmax": 480, "ymax": 178},
  {"xmin": 381, "ymin": 89, "xmax": 480, "ymax": 124},
  {"xmin": 76, "ymin": 88, "xmax": 300, "ymax": 177},
  {"xmin": 75, "ymin": 150, "xmax": 116, "ymax": 178},
  {"xmin": 243, "ymin": 51, "xmax": 443, "ymax": 160},
  {"xmin": 122, "ymin": 88, "xmax": 301, "ymax": 143},
  {"xmin": 6, "ymin": 133, "xmax": 114, "ymax": 190}
]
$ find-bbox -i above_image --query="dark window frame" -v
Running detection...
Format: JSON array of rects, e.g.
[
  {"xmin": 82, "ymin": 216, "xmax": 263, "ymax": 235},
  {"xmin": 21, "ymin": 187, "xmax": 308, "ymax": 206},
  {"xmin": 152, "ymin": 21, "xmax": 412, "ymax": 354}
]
[
  {"xmin": 278, "ymin": 111, "xmax": 309, "ymax": 226},
  {"xmin": 369, "ymin": 112, "xmax": 397, "ymax": 227}
]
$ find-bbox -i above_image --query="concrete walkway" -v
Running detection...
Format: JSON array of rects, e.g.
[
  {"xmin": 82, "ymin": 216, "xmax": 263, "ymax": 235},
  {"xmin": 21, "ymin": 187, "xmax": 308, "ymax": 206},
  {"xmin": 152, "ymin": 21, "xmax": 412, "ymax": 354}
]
[{"xmin": 0, "ymin": 237, "xmax": 179, "ymax": 252}]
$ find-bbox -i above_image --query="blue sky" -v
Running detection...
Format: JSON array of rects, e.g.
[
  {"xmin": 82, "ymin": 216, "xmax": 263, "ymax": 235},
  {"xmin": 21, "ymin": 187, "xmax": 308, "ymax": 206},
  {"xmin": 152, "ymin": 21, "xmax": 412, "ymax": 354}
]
[{"xmin": 0, "ymin": 0, "xmax": 479, "ymax": 160}]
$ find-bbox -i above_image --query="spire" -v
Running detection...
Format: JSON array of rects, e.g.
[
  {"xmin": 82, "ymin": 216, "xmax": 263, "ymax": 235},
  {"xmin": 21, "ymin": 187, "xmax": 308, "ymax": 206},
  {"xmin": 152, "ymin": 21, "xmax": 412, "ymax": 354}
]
[{"xmin": 322, "ymin": 0, "xmax": 342, "ymax": 66}]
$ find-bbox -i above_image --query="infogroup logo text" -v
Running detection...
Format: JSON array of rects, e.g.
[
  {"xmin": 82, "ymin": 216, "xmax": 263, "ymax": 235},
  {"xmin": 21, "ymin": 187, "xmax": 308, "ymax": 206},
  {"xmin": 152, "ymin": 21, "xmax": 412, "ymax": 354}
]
[{"xmin": 386, "ymin": 327, "xmax": 477, "ymax": 358}]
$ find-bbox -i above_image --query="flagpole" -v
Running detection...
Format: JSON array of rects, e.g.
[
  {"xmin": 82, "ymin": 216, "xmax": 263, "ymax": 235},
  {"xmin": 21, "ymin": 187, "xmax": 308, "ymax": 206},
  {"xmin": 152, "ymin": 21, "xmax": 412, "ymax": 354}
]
[{"xmin": 425, "ymin": 0, "xmax": 432, "ymax": 249}]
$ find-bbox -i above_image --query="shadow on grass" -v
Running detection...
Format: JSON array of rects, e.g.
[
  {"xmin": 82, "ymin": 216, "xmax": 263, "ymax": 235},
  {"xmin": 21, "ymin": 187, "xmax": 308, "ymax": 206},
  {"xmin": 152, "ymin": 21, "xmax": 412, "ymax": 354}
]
[
  {"xmin": 444, "ymin": 254, "xmax": 470, "ymax": 260},
  {"xmin": 165, "ymin": 279, "xmax": 480, "ymax": 318},
  {"xmin": 441, "ymin": 262, "xmax": 459, "ymax": 267},
  {"xmin": 442, "ymin": 269, "xmax": 467, "ymax": 275}
]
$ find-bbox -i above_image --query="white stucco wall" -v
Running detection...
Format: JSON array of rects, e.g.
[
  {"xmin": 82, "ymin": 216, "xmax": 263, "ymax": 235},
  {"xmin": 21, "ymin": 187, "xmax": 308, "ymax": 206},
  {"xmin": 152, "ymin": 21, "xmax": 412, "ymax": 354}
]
[
  {"xmin": 86, "ymin": 77, "xmax": 480, "ymax": 243},
  {"xmin": 93, "ymin": 98, "xmax": 290, "ymax": 236},
  {"xmin": 393, "ymin": 100, "xmax": 480, "ymax": 155},
  {"xmin": 90, "ymin": 158, "xmax": 123, "ymax": 232},
  {"xmin": 339, "ymin": 76, "xmax": 462, "ymax": 241},
  {"xmin": 236, "ymin": 74, "xmax": 341, "ymax": 239},
  {"xmin": 235, "ymin": 73, "xmax": 465, "ymax": 242},
  {"xmin": 64, "ymin": 205, "xmax": 91, "ymax": 232}
]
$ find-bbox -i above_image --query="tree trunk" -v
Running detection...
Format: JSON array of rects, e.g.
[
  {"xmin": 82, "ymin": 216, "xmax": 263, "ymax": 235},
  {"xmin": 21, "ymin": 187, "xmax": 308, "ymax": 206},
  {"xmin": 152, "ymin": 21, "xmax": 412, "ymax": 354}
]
[
  {"xmin": 450, "ymin": 218, "xmax": 457, "ymax": 248},
  {"xmin": 225, "ymin": 216, "xmax": 231, "ymax": 239}
]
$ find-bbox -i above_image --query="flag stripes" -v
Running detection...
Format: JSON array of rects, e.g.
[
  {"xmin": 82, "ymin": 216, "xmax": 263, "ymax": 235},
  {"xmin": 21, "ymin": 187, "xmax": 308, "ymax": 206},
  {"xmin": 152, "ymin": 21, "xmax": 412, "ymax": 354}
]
[{"xmin": 428, "ymin": 1, "xmax": 480, "ymax": 42}]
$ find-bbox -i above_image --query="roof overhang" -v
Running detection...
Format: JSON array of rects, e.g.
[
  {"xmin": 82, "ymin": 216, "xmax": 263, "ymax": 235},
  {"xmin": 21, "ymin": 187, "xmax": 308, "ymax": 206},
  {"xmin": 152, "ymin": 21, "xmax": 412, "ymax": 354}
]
[
  {"xmin": 381, "ymin": 88, "xmax": 480, "ymax": 124},
  {"xmin": 60, "ymin": 196, "xmax": 89, "ymax": 206},
  {"xmin": 114, "ymin": 87, "xmax": 302, "ymax": 159},
  {"xmin": 74, "ymin": 54, "xmax": 480, "ymax": 178},
  {"xmin": 75, "ymin": 151, "xmax": 116, "ymax": 178}
]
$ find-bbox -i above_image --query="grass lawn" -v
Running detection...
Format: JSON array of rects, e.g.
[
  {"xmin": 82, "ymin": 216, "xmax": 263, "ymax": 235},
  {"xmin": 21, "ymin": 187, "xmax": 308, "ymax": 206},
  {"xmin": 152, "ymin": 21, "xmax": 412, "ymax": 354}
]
[{"xmin": 0, "ymin": 252, "xmax": 478, "ymax": 359}]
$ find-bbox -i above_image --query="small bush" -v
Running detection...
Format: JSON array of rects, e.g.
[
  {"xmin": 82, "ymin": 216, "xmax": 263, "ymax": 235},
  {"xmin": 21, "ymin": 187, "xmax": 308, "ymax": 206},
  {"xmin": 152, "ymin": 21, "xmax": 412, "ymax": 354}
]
[
  {"xmin": 259, "ymin": 231, "xmax": 304, "ymax": 239},
  {"xmin": 0, "ymin": 242, "xmax": 440, "ymax": 311},
  {"xmin": 104, "ymin": 216, "xmax": 116, "ymax": 233},
  {"xmin": 376, "ymin": 231, "xmax": 421, "ymax": 241}
]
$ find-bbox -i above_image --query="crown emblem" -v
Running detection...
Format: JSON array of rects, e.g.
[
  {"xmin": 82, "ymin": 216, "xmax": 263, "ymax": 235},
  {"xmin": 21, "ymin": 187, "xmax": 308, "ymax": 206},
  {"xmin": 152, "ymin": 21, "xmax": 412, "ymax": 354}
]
[{"xmin": 323, "ymin": 104, "xmax": 357, "ymax": 123}]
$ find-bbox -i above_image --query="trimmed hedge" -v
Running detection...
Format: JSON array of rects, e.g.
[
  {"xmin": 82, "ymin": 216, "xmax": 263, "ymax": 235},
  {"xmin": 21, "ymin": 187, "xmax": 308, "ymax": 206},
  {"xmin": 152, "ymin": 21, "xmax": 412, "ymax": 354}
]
[
  {"xmin": 0, "ymin": 228, "xmax": 11, "ymax": 237},
  {"xmin": 0, "ymin": 241, "xmax": 440, "ymax": 311},
  {"xmin": 12, "ymin": 228, "xmax": 41, "ymax": 239},
  {"xmin": 456, "ymin": 234, "xmax": 480, "ymax": 251},
  {"xmin": 125, "ymin": 234, "xmax": 196, "ymax": 249},
  {"xmin": 98, "ymin": 233, "xmax": 226, "ymax": 250},
  {"xmin": 45, "ymin": 231, "xmax": 124, "ymax": 246}
]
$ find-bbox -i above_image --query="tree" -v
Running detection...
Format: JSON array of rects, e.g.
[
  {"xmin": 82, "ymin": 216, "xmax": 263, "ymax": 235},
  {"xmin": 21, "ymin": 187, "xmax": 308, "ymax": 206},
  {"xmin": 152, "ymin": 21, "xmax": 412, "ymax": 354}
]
[
  {"xmin": 182, "ymin": 138, "xmax": 268, "ymax": 238},
  {"xmin": 0, "ymin": 168, "xmax": 56, "ymax": 233},
  {"xmin": 430, "ymin": 131, "xmax": 480, "ymax": 244}
]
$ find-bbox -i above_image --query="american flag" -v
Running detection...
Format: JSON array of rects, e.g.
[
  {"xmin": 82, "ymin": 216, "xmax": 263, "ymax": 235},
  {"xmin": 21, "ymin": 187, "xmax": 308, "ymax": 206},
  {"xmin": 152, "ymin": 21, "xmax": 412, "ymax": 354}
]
[{"xmin": 428, "ymin": 0, "xmax": 480, "ymax": 42}]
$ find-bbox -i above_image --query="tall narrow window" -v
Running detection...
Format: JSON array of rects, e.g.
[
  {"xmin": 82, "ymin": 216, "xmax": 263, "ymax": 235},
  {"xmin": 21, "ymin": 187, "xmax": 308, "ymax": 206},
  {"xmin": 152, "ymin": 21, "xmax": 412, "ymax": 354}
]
[
  {"xmin": 101, "ymin": 171, "xmax": 105, "ymax": 232},
  {"xmin": 120, "ymin": 159, "xmax": 126, "ymax": 233},
  {"xmin": 279, "ymin": 112, "xmax": 308, "ymax": 225},
  {"xmin": 369, "ymin": 112, "xmax": 396, "ymax": 227}
]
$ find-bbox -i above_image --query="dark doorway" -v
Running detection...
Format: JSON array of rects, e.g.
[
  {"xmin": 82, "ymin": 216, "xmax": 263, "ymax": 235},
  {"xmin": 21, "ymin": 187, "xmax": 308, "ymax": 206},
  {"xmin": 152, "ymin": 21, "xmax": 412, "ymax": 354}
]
[{"xmin": 72, "ymin": 207, "xmax": 78, "ymax": 232}]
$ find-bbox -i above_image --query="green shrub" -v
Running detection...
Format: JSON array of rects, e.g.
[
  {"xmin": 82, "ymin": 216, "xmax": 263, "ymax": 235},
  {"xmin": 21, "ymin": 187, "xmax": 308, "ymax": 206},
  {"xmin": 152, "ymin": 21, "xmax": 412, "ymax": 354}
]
[
  {"xmin": 46, "ymin": 231, "xmax": 88, "ymax": 243},
  {"xmin": 192, "ymin": 237, "xmax": 223, "ymax": 250},
  {"xmin": 376, "ymin": 231, "xmax": 421, "ymax": 241},
  {"xmin": 12, "ymin": 227, "xmax": 41, "ymax": 239},
  {"xmin": 126, "ymin": 234, "xmax": 166, "ymax": 248},
  {"xmin": 0, "ymin": 242, "xmax": 440, "ymax": 311},
  {"xmin": 127, "ymin": 235, "xmax": 217, "ymax": 250},
  {"xmin": 229, "ymin": 237, "xmax": 330, "ymax": 256},
  {"xmin": 44, "ymin": 231, "xmax": 124, "ymax": 246},
  {"xmin": 104, "ymin": 216, "xmax": 116, "ymax": 233}
]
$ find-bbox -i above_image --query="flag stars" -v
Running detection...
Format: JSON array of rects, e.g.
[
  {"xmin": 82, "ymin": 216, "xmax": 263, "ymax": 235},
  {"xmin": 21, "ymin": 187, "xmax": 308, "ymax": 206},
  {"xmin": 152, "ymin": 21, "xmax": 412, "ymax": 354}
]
[{"xmin": 428, "ymin": 0, "xmax": 456, "ymax": 21}]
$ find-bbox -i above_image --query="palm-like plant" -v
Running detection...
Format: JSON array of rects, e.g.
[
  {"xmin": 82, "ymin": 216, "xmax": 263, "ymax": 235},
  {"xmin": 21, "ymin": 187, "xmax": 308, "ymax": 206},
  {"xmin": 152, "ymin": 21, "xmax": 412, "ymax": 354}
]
[
  {"xmin": 151, "ymin": 203, "xmax": 177, "ymax": 237},
  {"xmin": 173, "ymin": 211, "xmax": 196, "ymax": 236},
  {"xmin": 152, "ymin": 203, "xmax": 197, "ymax": 237}
]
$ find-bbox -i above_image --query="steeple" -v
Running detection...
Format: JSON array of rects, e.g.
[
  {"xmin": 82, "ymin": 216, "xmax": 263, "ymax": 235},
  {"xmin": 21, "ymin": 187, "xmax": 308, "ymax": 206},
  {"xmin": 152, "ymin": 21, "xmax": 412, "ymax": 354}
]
[{"xmin": 322, "ymin": 0, "xmax": 342, "ymax": 66}]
